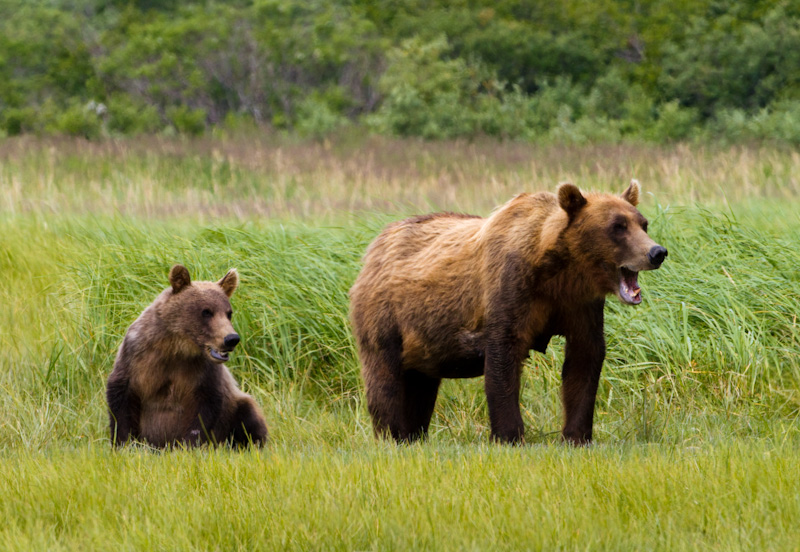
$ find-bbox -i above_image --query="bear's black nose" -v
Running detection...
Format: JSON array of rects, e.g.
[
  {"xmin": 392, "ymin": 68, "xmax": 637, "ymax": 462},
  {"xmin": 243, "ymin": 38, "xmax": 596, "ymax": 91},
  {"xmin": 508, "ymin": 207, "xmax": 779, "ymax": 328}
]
[
  {"xmin": 648, "ymin": 245, "xmax": 668, "ymax": 267},
  {"xmin": 223, "ymin": 333, "xmax": 240, "ymax": 350}
]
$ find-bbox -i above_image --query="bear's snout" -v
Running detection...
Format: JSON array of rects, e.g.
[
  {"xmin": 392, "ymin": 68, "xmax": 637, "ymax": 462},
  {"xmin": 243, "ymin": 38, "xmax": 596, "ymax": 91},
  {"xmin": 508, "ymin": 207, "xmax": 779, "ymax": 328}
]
[
  {"xmin": 223, "ymin": 333, "xmax": 240, "ymax": 350},
  {"xmin": 647, "ymin": 245, "xmax": 668, "ymax": 268}
]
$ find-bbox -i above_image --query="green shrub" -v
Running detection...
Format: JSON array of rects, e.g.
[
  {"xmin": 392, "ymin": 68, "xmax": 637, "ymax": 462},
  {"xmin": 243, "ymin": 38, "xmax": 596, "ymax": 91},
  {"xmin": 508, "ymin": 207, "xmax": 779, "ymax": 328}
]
[
  {"xmin": 369, "ymin": 35, "xmax": 483, "ymax": 139},
  {"xmin": 712, "ymin": 100, "xmax": 800, "ymax": 145},
  {"xmin": 106, "ymin": 94, "xmax": 162, "ymax": 135},
  {"xmin": 755, "ymin": 101, "xmax": 800, "ymax": 145},
  {"xmin": 549, "ymin": 113, "xmax": 622, "ymax": 145},
  {"xmin": 525, "ymin": 77, "xmax": 585, "ymax": 133},
  {"xmin": 1, "ymin": 107, "xmax": 37, "ymax": 136},
  {"xmin": 216, "ymin": 111, "xmax": 260, "ymax": 136},
  {"xmin": 166, "ymin": 105, "xmax": 206, "ymax": 135},
  {"xmin": 296, "ymin": 90, "xmax": 351, "ymax": 138},
  {"xmin": 474, "ymin": 86, "xmax": 531, "ymax": 139},
  {"xmin": 658, "ymin": 6, "xmax": 800, "ymax": 117},
  {"xmin": 582, "ymin": 68, "xmax": 656, "ymax": 136},
  {"xmin": 646, "ymin": 101, "xmax": 699, "ymax": 142},
  {"xmin": 50, "ymin": 100, "xmax": 104, "ymax": 139}
]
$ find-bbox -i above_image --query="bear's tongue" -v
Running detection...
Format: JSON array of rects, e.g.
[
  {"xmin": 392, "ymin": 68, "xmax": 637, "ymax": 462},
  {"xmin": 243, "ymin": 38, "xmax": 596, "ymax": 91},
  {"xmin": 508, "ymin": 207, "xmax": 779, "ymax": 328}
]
[
  {"xmin": 619, "ymin": 268, "xmax": 641, "ymax": 305},
  {"xmin": 209, "ymin": 348, "xmax": 229, "ymax": 362}
]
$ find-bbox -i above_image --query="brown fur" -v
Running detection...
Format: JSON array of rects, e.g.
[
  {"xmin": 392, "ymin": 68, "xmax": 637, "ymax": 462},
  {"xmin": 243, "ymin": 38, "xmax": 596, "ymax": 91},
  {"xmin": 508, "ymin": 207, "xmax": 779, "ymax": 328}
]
[
  {"xmin": 350, "ymin": 180, "xmax": 666, "ymax": 445},
  {"xmin": 106, "ymin": 265, "xmax": 268, "ymax": 448}
]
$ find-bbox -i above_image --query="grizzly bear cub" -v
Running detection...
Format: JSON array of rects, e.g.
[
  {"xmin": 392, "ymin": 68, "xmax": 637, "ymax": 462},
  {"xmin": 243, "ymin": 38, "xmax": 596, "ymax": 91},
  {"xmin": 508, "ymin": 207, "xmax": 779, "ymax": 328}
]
[
  {"xmin": 107, "ymin": 265, "xmax": 268, "ymax": 448},
  {"xmin": 350, "ymin": 180, "xmax": 667, "ymax": 445}
]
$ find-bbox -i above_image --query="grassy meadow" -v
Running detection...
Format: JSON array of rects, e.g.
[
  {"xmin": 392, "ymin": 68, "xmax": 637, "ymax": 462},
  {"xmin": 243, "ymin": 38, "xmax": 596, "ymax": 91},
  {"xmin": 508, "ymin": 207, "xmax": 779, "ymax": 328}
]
[{"xmin": 1, "ymin": 136, "xmax": 799, "ymax": 550}]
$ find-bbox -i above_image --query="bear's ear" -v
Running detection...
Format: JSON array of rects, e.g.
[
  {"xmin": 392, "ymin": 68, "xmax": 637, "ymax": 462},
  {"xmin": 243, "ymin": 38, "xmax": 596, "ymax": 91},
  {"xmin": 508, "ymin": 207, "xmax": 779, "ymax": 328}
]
[
  {"xmin": 169, "ymin": 264, "xmax": 191, "ymax": 294},
  {"xmin": 217, "ymin": 268, "xmax": 239, "ymax": 298},
  {"xmin": 621, "ymin": 179, "xmax": 640, "ymax": 206},
  {"xmin": 557, "ymin": 182, "xmax": 587, "ymax": 219}
]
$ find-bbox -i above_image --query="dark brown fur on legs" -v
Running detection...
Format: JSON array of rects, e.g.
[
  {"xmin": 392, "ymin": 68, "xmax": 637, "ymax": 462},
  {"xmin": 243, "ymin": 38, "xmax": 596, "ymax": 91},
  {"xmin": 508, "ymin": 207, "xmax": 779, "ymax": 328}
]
[
  {"xmin": 350, "ymin": 180, "xmax": 667, "ymax": 445},
  {"xmin": 107, "ymin": 265, "xmax": 268, "ymax": 448},
  {"xmin": 226, "ymin": 395, "xmax": 270, "ymax": 448},
  {"xmin": 560, "ymin": 300, "xmax": 606, "ymax": 444},
  {"xmin": 364, "ymin": 362, "xmax": 441, "ymax": 442},
  {"xmin": 357, "ymin": 322, "xmax": 443, "ymax": 442}
]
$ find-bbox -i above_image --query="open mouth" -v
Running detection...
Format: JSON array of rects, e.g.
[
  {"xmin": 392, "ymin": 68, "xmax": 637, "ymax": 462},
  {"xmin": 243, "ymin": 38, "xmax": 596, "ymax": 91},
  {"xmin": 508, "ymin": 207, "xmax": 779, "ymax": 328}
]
[
  {"xmin": 618, "ymin": 267, "xmax": 642, "ymax": 305},
  {"xmin": 208, "ymin": 348, "xmax": 230, "ymax": 363}
]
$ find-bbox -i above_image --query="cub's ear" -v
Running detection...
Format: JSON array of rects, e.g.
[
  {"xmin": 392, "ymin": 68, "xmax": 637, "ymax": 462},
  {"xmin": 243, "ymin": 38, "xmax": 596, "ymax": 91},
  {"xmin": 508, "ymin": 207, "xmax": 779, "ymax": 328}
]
[
  {"xmin": 621, "ymin": 179, "xmax": 640, "ymax": 206},
  {"xmin": 217, "ymin": 268, "xmax": 239, "ymax": 298},
  {"xmin": 557, "ymin": 182, "xmax": 587, "ymax": 219},
  {"xmin": 169, "ymin": 264, "xmax": 191, "ymax": 294}
]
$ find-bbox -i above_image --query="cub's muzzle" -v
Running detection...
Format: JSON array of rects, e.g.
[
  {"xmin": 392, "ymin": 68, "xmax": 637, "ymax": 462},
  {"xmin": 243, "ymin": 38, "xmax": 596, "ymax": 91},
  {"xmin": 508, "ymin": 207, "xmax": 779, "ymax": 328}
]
[{"xmin": 207, "ymin": 333, "xmax": 241, "ymax": 363}]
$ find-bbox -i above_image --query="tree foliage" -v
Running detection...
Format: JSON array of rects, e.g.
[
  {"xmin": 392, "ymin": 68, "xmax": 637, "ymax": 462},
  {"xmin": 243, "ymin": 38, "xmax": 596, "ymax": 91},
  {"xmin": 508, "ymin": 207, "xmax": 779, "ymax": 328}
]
[{"xmin": 1, "ymin": 0, "xmax": 799, "ymax": 142}]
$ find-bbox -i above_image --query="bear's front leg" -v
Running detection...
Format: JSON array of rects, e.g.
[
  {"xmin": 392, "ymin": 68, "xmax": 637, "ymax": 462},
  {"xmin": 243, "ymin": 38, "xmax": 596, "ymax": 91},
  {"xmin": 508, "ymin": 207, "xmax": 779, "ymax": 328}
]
[
  {"xmin": 484, "ymin": 327, "xmax": 528, "ymax": 444},
  {"xmin": 106, "ymin": 373, "xmax": 141, "ymax": 447},
  {"xmin": 561, "ymin": 300, "xmax": 606, "ymax": 445},
  {"xmin": 184, "ymin": 377, "xmax": 224, "ymax": 446},
  {"xmin": 227, "ymin": 396, "xmax": 269, "ymax": 448}
]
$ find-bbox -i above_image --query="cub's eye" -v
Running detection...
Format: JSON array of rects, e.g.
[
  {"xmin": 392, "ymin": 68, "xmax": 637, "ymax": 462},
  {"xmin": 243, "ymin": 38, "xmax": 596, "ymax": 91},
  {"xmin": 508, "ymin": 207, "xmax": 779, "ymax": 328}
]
[
  {"xmin": 613, "ymin": 221, "xmax": 627, "ymax": 233},
  {"xmin": 642, "ymin": 221, "xmax": 649, "ymax": 233},
  {"xmin": 202, "ymin": 309, "xmax": 213, "ymax": 319},
  {"xmin": 226, "ymin": 311, "xmax": 233, "ymax": 320}
]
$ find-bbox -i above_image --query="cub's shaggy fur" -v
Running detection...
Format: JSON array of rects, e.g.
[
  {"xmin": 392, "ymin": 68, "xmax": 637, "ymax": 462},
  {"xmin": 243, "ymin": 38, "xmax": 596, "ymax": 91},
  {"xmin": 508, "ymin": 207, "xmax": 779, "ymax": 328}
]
[
  {"xmin": 350, "ymin": 181, "xmax": 668, "ymax": 445},
  {"xmin": 107, "ymin": 265, "xmax": 268, "ymax": 448}
]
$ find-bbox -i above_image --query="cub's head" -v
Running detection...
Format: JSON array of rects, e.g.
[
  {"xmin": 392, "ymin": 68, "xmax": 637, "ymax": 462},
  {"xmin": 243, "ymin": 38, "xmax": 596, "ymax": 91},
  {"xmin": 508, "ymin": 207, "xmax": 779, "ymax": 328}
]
[
  {"xmin": 158, "ymin": 264, "xmax": 241, "ymax": 363},
  {"xmin": 558, "ymin": 180, "xmax": 667, "ymax": 305}
]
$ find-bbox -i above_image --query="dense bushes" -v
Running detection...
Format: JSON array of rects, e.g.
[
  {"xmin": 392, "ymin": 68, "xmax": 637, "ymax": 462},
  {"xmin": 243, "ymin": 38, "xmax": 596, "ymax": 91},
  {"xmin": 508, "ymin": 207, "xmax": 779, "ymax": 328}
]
[{"xmin": 1, "ymin": 0, "xmax": 799, "ymax": 143}]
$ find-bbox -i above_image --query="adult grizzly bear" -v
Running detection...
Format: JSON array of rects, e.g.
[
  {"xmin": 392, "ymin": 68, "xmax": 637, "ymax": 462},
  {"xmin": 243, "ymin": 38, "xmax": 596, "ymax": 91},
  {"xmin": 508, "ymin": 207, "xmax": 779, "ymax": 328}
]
[
  {"xmin": 350, "ymin": 180, "xmax": 667, "ymax": 445},
  {"xmin": 107, "ymin": 265, "xmax": 268, "ymax": 448}
]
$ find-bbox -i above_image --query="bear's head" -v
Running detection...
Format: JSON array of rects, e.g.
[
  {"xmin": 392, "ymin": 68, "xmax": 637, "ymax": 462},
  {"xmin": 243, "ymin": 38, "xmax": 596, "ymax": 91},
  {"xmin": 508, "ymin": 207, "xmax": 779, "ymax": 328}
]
[
  {"xmin": 156, "ymin": 264, "xmax": 241, "ymax": 363},
  {"xmin": 558, "ymin": 180, "xmax": 667, "ymax": 305}
]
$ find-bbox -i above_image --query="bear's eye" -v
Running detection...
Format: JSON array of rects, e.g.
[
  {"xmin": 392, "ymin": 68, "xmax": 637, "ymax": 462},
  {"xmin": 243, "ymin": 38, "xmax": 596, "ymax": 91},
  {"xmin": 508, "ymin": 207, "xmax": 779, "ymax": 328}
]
[
  {"xmin": 226, "ymin": 311, "xmax": 233, "ymax": 320},
  {"xmin": 202, "ymin": 309, "xmax": 213, "ymax": 319},
  {"xmin": 642, "ymin": 221, "xmax": 649, "ymax": 233},
  {"xmin": 613, "ymin": 221, "xmax": 627, "ymax": 233}
]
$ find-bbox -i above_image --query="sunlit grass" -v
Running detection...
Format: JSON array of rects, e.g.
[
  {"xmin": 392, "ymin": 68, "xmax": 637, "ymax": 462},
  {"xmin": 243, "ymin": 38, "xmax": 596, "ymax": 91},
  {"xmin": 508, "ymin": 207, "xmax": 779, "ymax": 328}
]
[{"xmin": 2, "ymin": 440, "xmax": 799, "ymax": 551}]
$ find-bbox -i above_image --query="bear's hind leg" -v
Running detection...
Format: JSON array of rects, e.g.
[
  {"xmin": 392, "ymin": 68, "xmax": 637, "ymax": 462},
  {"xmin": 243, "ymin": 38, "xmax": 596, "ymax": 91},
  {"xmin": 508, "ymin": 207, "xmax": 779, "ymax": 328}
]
[
  {"xmin": 362, "ymin": 338, "xmax": 440, "ymax": 443},
  {"xmin": 399, "ymin": 370, "xmax": 441, "ymax": 442},
  {"xmin": 362, "ymin": 348, "xmax": 405, "ymax": 441},
  {"xmin": 360, "ymin": 326, "xmax": 406, "ymax": 441},
  {"xmin": 229, "ymin": 396, "xmax": 269, "ymax": 448}
]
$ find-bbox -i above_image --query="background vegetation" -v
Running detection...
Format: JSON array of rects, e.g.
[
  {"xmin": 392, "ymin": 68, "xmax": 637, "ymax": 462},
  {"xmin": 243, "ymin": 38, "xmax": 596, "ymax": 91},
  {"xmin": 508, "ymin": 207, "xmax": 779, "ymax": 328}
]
[
  {"xmin": 2, "ymin": 2, "xmax": 799, "ymax": 547},
  {"xmin": 1, "ymin": 136, "xmax": 799, "ymax": 548},
  {"xmin": 2, "ymin": 0, "xmax": 800, "ymax": 143}
]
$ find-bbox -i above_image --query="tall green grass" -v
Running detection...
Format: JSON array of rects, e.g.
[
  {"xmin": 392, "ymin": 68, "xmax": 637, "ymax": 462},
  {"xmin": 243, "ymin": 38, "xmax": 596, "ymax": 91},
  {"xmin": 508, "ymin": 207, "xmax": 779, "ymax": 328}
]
[
  {"xmin": 1, "ymin": 137, "xmax": 799, "ymax": 549},
  {"xmin": 2, "ymin": 206, "xmax": 798, "ymax": 450}
]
